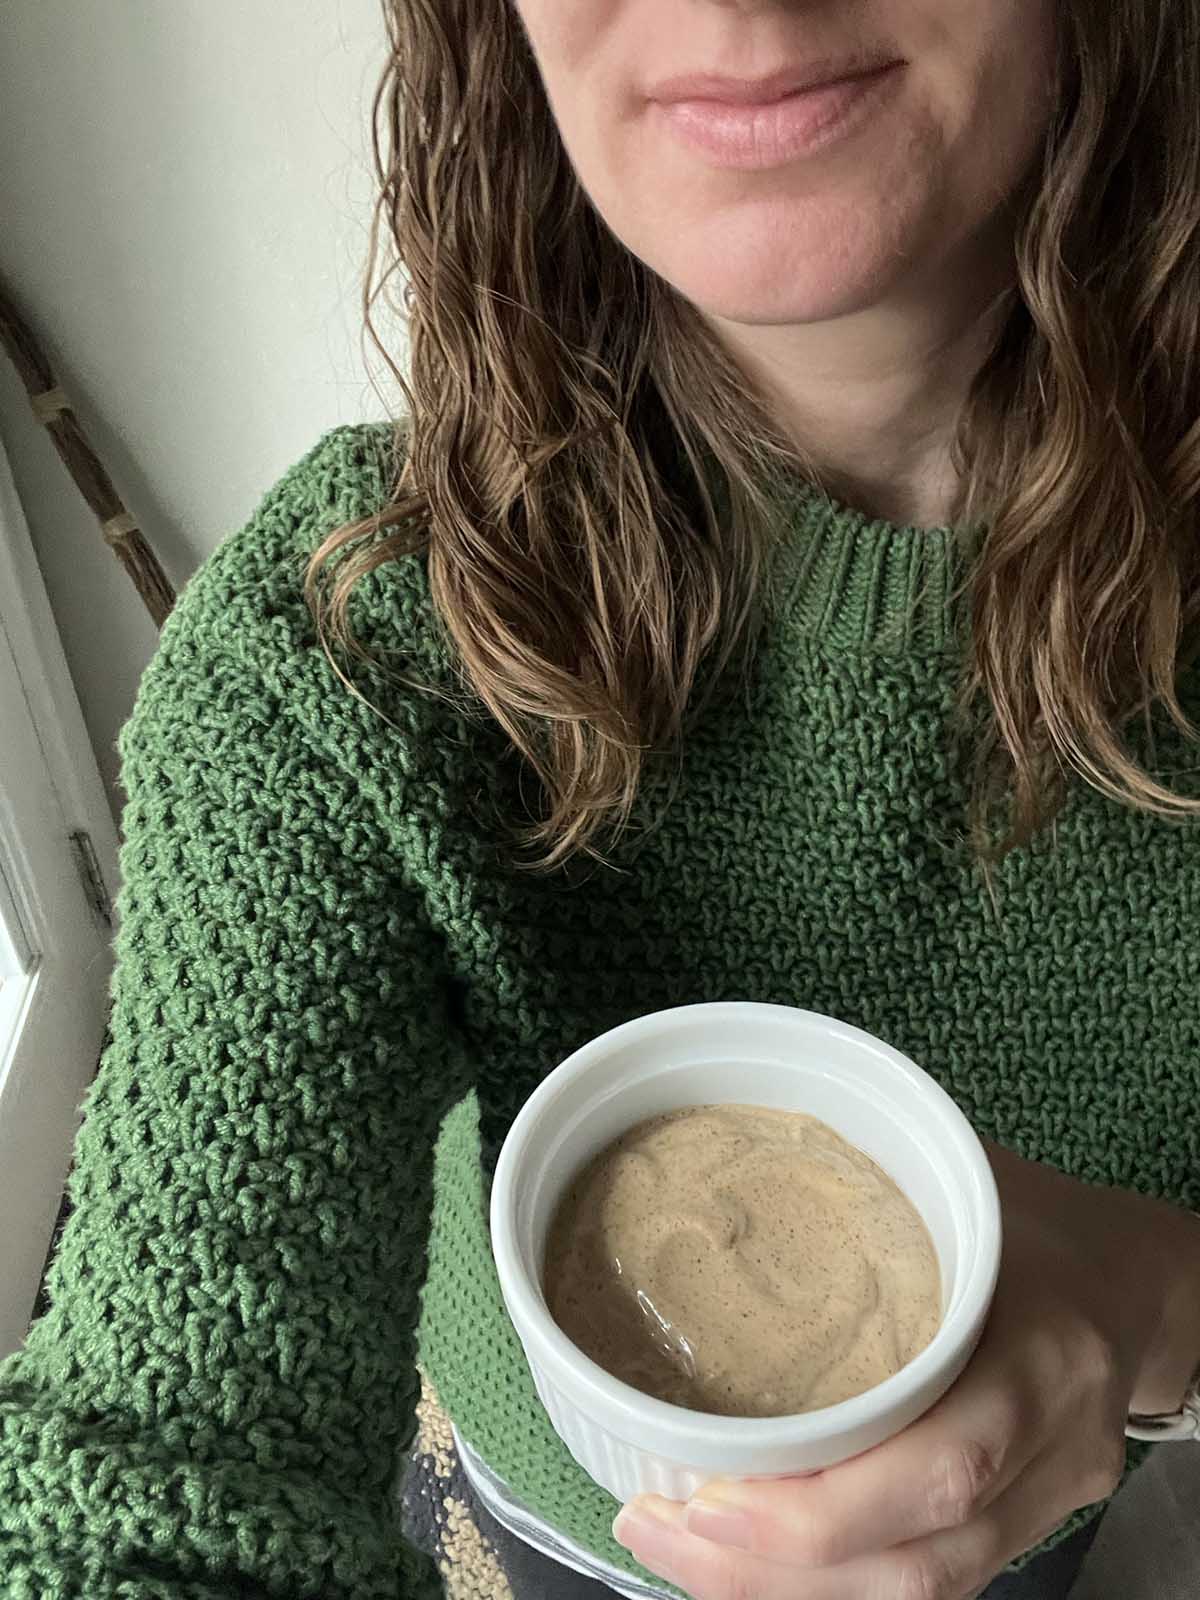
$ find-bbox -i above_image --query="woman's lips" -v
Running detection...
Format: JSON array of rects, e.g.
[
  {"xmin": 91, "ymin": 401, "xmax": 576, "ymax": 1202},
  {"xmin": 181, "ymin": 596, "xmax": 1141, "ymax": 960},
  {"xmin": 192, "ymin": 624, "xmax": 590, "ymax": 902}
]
[{"xmin": 651, "ymin": 62, "xmax": 904, "ymax": 171}]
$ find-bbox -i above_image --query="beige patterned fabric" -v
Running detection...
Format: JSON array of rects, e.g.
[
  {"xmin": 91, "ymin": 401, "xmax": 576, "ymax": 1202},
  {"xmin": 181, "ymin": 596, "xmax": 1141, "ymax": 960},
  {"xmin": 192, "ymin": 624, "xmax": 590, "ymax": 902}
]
[{"xmin": 408, "ymin": 1368, "xmax": 516, "ymax": 1600}]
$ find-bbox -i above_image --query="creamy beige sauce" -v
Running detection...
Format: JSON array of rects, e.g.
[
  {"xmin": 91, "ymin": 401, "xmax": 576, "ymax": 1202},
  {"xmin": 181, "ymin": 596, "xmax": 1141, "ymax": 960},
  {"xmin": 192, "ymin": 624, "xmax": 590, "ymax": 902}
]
[{"xmin": 544, "ymin": 1104, "xmax": 941, "ymax": 1416}]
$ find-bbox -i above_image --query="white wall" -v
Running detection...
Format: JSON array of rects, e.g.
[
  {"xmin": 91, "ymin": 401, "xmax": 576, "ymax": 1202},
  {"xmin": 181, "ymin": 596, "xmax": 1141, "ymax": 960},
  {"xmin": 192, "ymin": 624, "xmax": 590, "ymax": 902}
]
[{"xmin": 0, "ymin": 0, "xmax": 396, "ymax": 815}]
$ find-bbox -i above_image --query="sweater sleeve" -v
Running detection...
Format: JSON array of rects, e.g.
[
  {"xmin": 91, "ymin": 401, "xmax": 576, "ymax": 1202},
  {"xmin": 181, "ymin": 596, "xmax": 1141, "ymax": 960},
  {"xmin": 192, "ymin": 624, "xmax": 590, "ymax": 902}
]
[{"xmin": 0, "ymin": 486, "xmax": 469, "ymax": 1597}]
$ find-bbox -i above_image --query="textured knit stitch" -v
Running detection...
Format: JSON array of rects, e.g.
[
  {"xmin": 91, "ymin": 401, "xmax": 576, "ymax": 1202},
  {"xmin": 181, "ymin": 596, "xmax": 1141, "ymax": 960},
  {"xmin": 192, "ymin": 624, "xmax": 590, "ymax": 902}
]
[{"xmin": 1, "ymin": 421, "xmax": 1194, "ymax": 1600}]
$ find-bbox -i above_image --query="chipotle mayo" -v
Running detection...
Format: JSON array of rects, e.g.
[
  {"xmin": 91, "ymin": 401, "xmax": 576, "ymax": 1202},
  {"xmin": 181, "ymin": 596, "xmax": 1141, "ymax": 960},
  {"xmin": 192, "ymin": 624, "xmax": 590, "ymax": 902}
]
[{"xmin": 544, "ymin": 1104, "xmax": 941, "ymax": 1417}]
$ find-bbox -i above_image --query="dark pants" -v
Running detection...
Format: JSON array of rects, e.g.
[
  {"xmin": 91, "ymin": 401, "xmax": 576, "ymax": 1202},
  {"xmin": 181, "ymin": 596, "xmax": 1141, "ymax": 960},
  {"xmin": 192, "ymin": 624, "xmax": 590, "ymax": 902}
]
[{"xmin": 979, "ymin": 1513, "xmax": 1104, "ymax": 1598}]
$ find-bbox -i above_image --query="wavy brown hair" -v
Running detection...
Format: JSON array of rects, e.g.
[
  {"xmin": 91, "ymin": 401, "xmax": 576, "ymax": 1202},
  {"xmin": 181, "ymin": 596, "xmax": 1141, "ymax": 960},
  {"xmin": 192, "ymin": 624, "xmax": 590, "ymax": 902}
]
[{"xmin": 308, "ymin": 0, "xmax": 1200, "ymax": 863}]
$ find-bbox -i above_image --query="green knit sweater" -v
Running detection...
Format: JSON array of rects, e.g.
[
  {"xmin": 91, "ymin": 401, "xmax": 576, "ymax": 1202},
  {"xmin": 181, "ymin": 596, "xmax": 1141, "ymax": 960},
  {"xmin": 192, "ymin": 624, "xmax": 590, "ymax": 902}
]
[{"xmin": 1, "ymin": 422, "xmax": 1194, "ymax": 1598}]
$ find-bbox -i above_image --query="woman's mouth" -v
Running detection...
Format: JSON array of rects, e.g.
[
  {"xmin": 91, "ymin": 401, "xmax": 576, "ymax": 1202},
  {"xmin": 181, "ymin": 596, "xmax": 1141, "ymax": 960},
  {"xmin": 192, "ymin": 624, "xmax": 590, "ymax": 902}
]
[{"xmin": 649, "ymin": 59, "xmax": 905, "ymax": 171}]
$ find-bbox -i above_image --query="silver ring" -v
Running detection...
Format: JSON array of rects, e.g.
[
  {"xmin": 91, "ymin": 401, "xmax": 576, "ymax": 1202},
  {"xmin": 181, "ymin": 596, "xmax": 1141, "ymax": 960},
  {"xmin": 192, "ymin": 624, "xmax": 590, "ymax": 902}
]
[{"xmin": 1126, "ymin": 1360, "xmax": 1200, "ymax": 1442}]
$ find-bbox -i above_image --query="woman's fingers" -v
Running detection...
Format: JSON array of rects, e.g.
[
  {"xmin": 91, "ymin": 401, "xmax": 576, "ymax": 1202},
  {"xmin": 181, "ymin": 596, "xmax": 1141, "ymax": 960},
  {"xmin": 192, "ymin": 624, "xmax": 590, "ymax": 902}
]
[
  {"xmin": 615, "ymin": 1496, "xmax": 847, "ymax": 1600},
  {"xmin": 614, "ymin": 1445, "xmax": 1113, "ymax": 1600},
  {"xmin": 869, "ymin": 1443, "xmax": 1118, "ymax": 1600},
  {"xmin": 674, "ymin": 1353, "xmax": 1042, "ymax": 1568}
]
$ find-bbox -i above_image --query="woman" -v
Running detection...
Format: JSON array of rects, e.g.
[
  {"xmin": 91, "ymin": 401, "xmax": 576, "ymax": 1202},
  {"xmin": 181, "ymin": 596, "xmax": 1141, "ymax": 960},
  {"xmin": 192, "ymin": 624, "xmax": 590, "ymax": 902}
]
[{"xmin": 2, "ymin": 1, "xmax": 1199, "ymax": 1597}]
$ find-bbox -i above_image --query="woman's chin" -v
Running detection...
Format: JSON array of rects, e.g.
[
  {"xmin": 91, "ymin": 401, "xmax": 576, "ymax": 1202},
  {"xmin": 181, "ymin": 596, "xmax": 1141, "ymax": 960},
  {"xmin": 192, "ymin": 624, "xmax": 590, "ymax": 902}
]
[
  {"xmin": 637, "ymin": 202, "xmax": 918, "ymax": 329},
  {"xmin": 669, "ymin": 255, "xmax": 905, "ymax": 331}
]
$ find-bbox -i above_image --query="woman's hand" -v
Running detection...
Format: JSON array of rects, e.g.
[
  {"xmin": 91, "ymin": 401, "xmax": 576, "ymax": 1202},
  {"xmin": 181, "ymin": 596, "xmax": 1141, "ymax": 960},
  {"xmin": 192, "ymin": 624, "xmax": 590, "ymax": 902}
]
[{"xmin": 612, "ymin": 1140, "xmax": 1200, "ymax": 1600}]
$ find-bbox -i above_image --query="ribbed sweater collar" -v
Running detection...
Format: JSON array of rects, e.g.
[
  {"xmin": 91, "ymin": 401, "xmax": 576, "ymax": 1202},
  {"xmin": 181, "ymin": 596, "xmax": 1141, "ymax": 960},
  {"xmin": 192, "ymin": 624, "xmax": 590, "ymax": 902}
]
[{"xmin": 770, "ymin": 478, "xmax": 977, "ymax": 655}]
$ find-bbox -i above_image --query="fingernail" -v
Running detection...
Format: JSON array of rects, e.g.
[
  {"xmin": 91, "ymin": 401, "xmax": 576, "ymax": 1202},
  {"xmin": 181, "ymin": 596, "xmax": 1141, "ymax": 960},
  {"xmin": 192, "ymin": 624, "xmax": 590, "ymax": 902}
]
[
  {"xmin": 613, "ymin": 1496, "xmax": 686, "ymax": 1562},
  {"xmin": 685, "ymin": 1495, "xmax": 753, "ymax": 1550}
]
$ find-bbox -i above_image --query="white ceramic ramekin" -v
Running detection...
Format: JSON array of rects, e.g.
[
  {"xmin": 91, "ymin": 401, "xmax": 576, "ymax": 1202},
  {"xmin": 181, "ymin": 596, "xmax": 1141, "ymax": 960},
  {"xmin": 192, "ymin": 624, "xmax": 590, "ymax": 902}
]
[{"xmin": 490, "ymin": 1001, "xmax": 1001, "ymax": 1504}]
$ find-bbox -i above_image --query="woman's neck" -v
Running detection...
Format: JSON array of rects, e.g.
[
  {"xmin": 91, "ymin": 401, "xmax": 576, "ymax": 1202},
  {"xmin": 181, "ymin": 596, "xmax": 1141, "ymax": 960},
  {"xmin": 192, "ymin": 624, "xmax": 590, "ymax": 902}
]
[{"xmin": 710, "ymin": 232, "xmax": 1016, "ymax": 529}]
